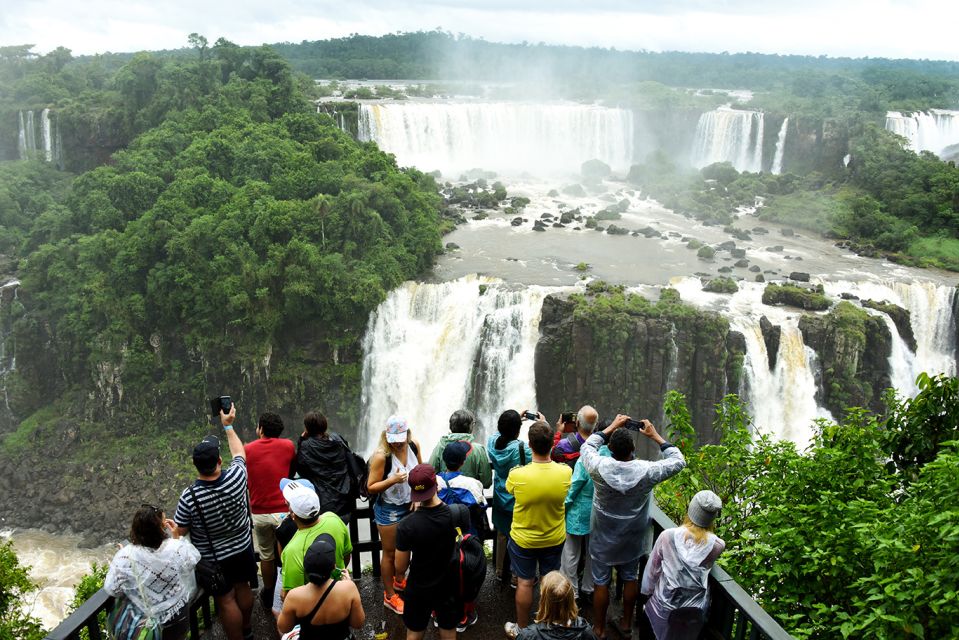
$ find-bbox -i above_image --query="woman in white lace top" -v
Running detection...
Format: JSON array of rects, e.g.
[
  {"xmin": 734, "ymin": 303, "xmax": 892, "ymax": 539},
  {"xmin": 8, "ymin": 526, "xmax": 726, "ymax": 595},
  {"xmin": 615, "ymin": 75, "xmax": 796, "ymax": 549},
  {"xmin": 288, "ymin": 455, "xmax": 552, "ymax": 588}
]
[{"xmin": 105, "ymin": 504, "xmax": 201, "ymax": 640}]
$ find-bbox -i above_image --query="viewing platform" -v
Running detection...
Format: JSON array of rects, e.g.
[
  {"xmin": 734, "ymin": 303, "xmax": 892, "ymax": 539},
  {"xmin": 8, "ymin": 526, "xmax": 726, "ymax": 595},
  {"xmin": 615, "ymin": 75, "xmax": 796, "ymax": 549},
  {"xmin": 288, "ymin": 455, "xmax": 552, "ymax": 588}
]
[{"xmin": 46, "ymin": 503, "xmax": 794, "ymax": 640}]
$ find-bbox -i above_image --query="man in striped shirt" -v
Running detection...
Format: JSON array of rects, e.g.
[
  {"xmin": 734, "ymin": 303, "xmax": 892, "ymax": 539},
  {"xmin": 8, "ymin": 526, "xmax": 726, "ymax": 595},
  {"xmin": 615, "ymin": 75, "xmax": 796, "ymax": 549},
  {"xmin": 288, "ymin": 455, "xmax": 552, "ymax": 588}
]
[{"xmin": 175, "ymin": 403, "xmax": 256, "ymax": 640}]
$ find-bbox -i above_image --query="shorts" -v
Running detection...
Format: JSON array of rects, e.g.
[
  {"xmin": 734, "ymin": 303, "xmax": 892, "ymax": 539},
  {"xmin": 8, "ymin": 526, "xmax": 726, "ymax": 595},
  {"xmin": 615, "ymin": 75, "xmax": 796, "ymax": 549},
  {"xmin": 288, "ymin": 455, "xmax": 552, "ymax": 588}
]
[
  {"xmin": 218, "ymin": 544, "xmax": 259, "ymax": 587},
  {"xmin": 403, "ymin": 585, "xmax": 462, "ymax": 631},
  {"xmin": 252, "ymin": 512, "xmax": 286, "ymax": 561},
  {"xmin": 508, "ymin": 538, "xmax": 563, "ymax": 581},
  {"xmin": 591, "ymin": 556, "xmax": 639, "ymax": 586},
  {"xmin": 373, "ymin": 500, "xmax": 410, "ymax": 526}
]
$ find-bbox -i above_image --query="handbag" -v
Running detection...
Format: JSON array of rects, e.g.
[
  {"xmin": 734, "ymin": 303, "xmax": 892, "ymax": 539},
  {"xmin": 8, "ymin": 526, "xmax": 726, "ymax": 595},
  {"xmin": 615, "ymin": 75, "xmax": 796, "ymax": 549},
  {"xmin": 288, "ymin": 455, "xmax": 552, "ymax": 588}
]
[
  {"xmin": 107, "ymin": 596, "xmax": 161, "ymax": 640},
  {"xmin": 188, "ymin": 486, "xmax": 232, "ymax": 597}
]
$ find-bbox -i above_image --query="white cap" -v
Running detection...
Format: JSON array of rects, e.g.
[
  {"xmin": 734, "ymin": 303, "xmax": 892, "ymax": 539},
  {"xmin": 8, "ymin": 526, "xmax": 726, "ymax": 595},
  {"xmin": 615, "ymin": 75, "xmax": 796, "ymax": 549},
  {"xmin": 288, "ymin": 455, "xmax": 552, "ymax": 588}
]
[{"xmin": 280, "ymin": 479, "xmax": 320, "ymax": 519}]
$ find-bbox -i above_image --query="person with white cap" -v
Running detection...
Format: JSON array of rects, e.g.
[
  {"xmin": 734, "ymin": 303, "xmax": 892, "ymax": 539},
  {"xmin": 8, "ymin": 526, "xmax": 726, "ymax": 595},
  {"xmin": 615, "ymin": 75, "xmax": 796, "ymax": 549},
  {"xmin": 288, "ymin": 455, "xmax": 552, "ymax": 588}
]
[
  {"xmin": 279, "ymin": 478, "xmax": 352, "ymax": 602},
  {"xmin": 640, "ymin": 490, "xmax": 726, "ymax": 640},
  {"xmin": 367, "ymin": 416, "xmax": 422, "ymax": 615}
]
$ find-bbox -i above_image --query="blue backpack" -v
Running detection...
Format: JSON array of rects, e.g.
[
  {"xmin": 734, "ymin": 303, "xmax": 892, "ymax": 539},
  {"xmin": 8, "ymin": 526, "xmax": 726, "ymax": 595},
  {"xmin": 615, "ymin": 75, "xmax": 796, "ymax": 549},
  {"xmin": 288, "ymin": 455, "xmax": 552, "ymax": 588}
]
[{"xmin": 438, "ymin": 472, "xmax": 491, "ymax": 538}]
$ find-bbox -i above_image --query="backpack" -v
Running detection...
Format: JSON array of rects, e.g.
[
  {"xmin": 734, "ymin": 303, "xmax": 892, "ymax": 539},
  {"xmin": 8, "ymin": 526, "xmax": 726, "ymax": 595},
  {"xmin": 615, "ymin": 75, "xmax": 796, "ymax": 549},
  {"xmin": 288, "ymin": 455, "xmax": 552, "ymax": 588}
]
[
  {"xmin": 438, "ymin": 471, "xmax": 492, "ymax": 538},
  {"xmin": 335, "ymin": 435, "xmax": 369, "ymax": 501},
  {"xmin": 447, "ymin": 503, "xmax": 488, "ymax": 603},
  {"xmin": 550, "ymin": 431, "xmax": 583, "ymax": 468}
]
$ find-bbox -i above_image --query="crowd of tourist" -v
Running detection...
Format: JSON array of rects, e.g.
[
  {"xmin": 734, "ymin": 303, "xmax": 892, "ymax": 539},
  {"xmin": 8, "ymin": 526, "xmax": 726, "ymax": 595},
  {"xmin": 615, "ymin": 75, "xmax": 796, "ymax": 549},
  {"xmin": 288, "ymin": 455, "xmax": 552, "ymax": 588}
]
[{"xmin": 103, "ymin": 400, "xmax": 726, "ymax": 640}]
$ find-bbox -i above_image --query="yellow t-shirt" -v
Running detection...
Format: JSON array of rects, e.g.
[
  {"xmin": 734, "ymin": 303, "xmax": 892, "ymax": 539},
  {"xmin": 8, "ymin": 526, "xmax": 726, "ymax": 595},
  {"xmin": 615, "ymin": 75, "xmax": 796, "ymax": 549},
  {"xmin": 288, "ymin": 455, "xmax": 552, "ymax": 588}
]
[{"xmin": 506, "ymin": 460, "xmax": 572, "ymax": 548}]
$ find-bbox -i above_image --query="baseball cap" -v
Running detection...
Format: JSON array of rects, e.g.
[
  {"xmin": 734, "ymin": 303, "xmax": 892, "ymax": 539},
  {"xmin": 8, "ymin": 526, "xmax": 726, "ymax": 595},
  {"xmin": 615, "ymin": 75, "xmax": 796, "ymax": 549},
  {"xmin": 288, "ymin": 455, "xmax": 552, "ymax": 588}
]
[
  {"xmin": 442, "ymin": 440, "xmax": 470, "ymax": 469},
  {"xmin": 279, "ymin": 478, "xmax": 321, "ymax": 519},
  {"xmin": 303, "ymin": 533, "xmax": 337, "ymax": 584},
  {"xmin": 408, "ymin": 463, "xmax": 437, "ymax": 502},
  {"xmin": 192, "ymin": 435, "xmax": 220, "ymax": 472},
  {"xmin": 386, "ymin": 416, "xmax": 409, "ymax": 443}
]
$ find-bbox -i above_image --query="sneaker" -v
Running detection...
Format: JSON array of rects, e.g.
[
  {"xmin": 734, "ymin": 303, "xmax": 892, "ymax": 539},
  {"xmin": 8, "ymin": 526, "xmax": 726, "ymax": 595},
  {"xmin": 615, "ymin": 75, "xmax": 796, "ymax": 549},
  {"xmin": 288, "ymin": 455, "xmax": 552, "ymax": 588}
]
[
  {"xmin": 510, "ymin": 576, "xmax": 518, "ymax": 589},
  {"xmin": 393, "ymin": 576, "xmax": 407, "ymax": 592},
  {"xmin": 504, "ymin": 622, "xmax": 520, "ymax": 639},
  {"xmin": 458, "ymin": 611, "xmax": 479, "ymax": 633},
  {"xmin": 384, "ymin": 591, "xmax": 404, "ymax": 614}
]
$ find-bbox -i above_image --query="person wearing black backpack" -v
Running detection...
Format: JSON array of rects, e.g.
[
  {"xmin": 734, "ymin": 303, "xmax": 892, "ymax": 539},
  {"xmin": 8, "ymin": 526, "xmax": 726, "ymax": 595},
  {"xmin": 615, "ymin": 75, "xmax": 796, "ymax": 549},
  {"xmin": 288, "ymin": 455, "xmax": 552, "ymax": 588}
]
[
  {"xmin": 396, "ymin": 464, "xmax": 463, "ymax": 640},
  {"xmin": 291, "ymin": 412, "xmax": 358, "ymax": 524}
]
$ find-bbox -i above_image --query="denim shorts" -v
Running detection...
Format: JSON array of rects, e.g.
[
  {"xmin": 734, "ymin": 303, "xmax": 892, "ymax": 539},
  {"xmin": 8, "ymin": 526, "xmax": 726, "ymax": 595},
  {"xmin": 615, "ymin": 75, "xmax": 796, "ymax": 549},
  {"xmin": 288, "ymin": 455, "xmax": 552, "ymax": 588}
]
[
  {"xmin": 373, "ymin": 499, "xmax": 410, "ymax": 526},
  {"xmin": 508, "ymin": 537, "xmax": 563, "ymax": 580},
  {"xmin": 591, "ymin": 556, "xmax": 639, "ymax": 586}
]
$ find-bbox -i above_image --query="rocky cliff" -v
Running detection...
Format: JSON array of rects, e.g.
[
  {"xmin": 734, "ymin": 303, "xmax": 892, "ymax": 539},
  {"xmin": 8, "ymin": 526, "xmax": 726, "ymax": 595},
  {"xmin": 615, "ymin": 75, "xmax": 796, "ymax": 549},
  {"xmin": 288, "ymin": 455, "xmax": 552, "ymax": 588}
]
[{"xmin": 534, "ymin": 285, "xmax": 745, "ymax": 454}]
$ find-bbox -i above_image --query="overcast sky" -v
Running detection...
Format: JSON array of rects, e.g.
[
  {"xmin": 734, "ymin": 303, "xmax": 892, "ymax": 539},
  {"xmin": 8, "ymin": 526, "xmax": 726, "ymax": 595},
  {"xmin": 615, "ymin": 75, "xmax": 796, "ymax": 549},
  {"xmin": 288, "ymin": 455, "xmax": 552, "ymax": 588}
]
[{"xmin": 2, "ymin": 0, "xmax": 957, "ymax": 61}]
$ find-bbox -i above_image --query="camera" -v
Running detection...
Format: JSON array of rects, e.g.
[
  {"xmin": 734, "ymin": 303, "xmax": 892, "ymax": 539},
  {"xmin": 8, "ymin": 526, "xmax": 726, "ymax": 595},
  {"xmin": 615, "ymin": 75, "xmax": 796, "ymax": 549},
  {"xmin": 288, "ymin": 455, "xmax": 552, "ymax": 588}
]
[
  {"xmin": 209, "ymin": 396, "xmax": 232, "ymax": 416},
  {"xmin": 624, "ymin": 418, "xmax": 645, "ymax": 432},
  {"xmin": 561, "ymin": 412, "xmax": 576, "ymax": 424},
  {"xmin": 523, "ymin": 410, "xmax": 539, "ymax": 421}
]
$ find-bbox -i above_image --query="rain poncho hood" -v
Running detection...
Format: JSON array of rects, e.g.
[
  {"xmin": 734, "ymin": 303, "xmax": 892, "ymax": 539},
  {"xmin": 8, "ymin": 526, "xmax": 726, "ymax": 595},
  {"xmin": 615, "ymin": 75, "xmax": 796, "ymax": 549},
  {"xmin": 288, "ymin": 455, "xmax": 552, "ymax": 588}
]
[
  {"xmin": 580, "ymin": 432, "xmax": 686, "ymax": 564},
  {"xmin": 429, "ymin": 432, "xmax": 492, "ymax": 487},
  {"xmin": 641, "ymin": 527, "xmax": 726, "ymax": 640},
  {"xmin": 486, "ymin": 434, "xmax": 528, "ymax": 533},
  {"xmin": 516, "ymin": 616, "xmax": 597, "ymax": 640}
]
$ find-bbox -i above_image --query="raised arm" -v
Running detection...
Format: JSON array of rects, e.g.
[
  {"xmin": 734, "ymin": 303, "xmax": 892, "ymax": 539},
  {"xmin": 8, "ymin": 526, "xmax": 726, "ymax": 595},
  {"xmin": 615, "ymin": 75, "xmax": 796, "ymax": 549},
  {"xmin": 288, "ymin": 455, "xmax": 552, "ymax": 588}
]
[{"xmin": 220, "ymin": 403, "xmax": 245, "ymax": 460}]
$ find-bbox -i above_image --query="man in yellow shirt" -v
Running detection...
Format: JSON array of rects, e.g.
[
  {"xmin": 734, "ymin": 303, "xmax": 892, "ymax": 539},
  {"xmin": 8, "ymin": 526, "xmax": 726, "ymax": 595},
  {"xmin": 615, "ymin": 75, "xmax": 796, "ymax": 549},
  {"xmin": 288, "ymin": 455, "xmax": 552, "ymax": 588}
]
[{"xmin": 504, "ymin": 420, "xmax": 572, "ymax": 637}]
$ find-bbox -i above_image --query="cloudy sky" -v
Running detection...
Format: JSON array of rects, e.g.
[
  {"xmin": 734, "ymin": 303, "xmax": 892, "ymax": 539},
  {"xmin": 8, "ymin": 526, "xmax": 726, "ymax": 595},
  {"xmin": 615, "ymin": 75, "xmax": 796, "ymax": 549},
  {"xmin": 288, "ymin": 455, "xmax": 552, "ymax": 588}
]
[{"xmin": 2, "ymin": 0, "xmax": 957, "ymax": 60}]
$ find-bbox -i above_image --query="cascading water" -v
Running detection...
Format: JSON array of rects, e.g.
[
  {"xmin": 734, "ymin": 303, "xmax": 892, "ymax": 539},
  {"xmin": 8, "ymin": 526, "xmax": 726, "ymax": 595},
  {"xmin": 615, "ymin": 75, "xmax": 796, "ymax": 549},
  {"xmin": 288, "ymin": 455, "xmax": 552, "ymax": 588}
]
[
  {"xmin": 771, "ymin": 117, "xmax": 789, "ymax": 175},
  {"xmin": 885, "ymin": 110, "xmax": 959, "ymax": 158},
  {"xmin": 690, "ymin": 107, "xmax": 765, "ymax": 173},
  {"xmin": 822, "ymin": 279, "xmax": 957, "ymax": 390},
  {"xmin": 359, "ymin": 276, "xmax": 552, "ymax": 456},
  {"xmin": 358, "ymin": 102, "xmax": 635, "ymax": 175},
  {"xmin": 16, "ymin": 109, "xmax": 60, "ymax": 165}
]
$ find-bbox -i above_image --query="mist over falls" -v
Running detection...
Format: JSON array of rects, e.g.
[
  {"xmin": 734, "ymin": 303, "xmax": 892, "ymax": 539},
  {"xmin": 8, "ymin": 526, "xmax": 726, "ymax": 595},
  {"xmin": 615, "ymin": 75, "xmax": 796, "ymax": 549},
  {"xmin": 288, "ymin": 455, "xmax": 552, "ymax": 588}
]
[{"xmin": 352, "ymin": 97, "xmax": 959, "ymax": 452}]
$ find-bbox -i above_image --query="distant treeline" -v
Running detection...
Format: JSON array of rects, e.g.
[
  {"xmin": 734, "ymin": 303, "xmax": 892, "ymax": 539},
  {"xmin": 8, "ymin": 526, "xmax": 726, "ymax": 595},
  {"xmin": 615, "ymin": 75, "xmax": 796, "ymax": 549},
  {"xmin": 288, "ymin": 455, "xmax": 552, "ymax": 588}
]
[{"xmin": 270, "ymin": 31, "xmax": 959, "ymax": 110}]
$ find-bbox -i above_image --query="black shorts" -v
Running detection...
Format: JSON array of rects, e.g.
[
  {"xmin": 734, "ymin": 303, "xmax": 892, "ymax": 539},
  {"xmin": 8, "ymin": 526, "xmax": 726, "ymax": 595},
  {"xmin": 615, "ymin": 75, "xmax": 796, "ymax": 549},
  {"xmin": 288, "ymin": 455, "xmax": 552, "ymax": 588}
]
[
  {"xmin": 402, "ymin": 585, "xmax": 463, "ymax": 631},
  {"xmin": 218, "ymin": 544, "xmax": 258, "ymax": 587}
]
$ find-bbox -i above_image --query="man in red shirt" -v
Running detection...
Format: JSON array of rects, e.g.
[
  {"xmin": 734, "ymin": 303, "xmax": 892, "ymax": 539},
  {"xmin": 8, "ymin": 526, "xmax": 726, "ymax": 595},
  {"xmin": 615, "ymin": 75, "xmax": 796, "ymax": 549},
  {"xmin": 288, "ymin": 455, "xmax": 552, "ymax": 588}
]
[{"xmin": 245, "ymin": 412, "xmax": 296, "ymax": 605}]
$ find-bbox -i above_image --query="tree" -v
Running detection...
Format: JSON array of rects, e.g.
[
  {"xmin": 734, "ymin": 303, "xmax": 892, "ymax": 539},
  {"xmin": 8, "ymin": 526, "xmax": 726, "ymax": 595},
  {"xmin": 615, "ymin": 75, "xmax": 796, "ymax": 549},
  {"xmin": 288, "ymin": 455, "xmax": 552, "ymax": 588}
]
[{"xmin": 0, "ymin": 541, "xmax": 45, "ymax": 640}]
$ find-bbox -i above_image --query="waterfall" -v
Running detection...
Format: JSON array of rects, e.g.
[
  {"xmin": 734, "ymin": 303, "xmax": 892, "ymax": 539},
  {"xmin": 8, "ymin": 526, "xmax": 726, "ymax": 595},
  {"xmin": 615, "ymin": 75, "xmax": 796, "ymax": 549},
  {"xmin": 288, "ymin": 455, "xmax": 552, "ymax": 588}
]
[
  {"xmin": 357, "ymin": 102, "xmax": 635, "ymax": 175},
  {"xmin": 822, "ymin": 279, "xmax": 957, "ymax": 391},
  {"xmin": 690, "ymin": 107, "xmax": 765, "ymax": 173},
  {"xmin": 771, "ymin": 117, "xmax": 789, "ymax": 175},
  {"xmin": 885, "ymin": 110, "xmax": 959, "ymax": 158},
  {"xmin": 15, "ymin": 109, "xmax": 59, "ymax": 164},
  {"xmin": 359, "ymin": 276, "xmax": 551, "ymax": 457},
  {"xmin": 731, "ymin": 317, "xmax": 824, "ymax": 448}
]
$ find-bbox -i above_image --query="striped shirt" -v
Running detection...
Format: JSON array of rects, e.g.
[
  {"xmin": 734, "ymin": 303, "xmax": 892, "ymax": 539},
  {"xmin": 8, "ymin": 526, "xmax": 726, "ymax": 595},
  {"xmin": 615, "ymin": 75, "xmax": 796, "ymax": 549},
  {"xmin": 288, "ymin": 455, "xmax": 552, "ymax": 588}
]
[{"xmin": 174, "ymin": 457, "xmax": 252, "ymax": 560}]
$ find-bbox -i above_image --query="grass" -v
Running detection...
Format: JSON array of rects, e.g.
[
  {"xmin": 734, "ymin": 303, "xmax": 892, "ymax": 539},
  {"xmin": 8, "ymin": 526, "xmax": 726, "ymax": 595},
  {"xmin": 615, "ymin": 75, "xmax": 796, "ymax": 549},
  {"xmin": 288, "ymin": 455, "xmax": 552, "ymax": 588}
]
[
  {"xmin": 0, "ymin": 404, "xmax": 58, "ymax": 454},
  {"xmin": 908, "ymin": 236, "xmax": 959, "ymax": 271}
]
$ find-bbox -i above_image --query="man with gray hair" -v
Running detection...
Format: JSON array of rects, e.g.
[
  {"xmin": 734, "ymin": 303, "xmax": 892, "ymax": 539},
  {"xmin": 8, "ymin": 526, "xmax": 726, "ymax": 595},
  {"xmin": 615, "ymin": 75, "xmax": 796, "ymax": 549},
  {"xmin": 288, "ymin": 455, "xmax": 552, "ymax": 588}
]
[
  {"xmin": 427, "ymin": 408, "xmax": 492, "ymax": 487},
  {"xmin": 551, "ymin": 405, "xmax": 598, "ymax": 469}
]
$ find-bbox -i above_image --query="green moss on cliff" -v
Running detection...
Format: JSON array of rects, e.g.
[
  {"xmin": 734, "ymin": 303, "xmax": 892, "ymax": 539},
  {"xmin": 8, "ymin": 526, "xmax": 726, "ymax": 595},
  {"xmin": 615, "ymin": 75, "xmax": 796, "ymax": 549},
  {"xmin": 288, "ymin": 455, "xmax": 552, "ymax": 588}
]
[{"xmin": 762, "ymin": 283, "xmax": 832, "ymax": 310}]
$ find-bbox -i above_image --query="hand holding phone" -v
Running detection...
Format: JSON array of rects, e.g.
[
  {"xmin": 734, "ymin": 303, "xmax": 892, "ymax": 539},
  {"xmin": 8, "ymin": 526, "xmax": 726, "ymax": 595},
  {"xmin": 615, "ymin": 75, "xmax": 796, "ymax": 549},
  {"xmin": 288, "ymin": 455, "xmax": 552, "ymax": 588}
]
[{"xmin": 523, "ymin": 410, "xmax": 539, "ymax": 421}]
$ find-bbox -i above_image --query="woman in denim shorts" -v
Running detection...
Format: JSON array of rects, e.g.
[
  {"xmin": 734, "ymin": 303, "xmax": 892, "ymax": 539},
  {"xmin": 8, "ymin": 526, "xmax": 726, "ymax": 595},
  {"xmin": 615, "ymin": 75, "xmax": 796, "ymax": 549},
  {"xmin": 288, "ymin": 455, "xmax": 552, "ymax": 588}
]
[{"xmin": 367, "ymin": 416, "xmax": 421, "ymax": 615}]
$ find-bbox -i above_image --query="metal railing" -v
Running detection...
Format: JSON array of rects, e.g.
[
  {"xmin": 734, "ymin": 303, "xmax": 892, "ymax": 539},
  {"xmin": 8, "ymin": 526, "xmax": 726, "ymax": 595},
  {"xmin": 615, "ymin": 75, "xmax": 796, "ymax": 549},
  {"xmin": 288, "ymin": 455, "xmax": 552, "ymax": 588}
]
[
  {"xmin": 47, "ymin": 499, "xmax": 792, "ymax": 640},
  {"xmin": 649, "ymin": 503, "xmax": 794, "ymax": 640}
]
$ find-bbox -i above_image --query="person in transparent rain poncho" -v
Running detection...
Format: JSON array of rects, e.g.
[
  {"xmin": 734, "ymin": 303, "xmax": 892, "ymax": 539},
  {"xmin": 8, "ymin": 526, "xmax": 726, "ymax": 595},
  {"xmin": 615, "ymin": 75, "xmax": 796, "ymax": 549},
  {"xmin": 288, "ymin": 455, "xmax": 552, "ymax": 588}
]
[
  {"xmin": 579, "ymin": 415, "xmax": 686, "ymax": 640},
  {"xmin": 104, "ymin": 504, "xmax": 201, "ymax": 640},
  {"xmin": 640, "ymin": 491, "xmax": 726, "ymax": 640}
]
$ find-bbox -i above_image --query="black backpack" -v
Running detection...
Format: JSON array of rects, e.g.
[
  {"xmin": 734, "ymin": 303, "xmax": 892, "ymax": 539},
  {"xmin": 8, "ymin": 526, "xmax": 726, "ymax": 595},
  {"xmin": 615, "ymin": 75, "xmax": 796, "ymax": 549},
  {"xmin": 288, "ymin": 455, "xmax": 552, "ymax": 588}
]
[
  {"xmin": 448, "ymin": 504, "xmax": 488, "ymax": 603},
  {"xmin": 335, "ymin": 435, "xmax": 369, "ymax": 501}
]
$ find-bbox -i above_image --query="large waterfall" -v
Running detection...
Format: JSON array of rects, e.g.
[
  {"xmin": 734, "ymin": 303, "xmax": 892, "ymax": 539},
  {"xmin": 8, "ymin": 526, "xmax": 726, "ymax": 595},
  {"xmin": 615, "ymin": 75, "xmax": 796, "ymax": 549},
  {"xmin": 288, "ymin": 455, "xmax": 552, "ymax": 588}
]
[
  {"xmin": 358, "ymin": 102, "xmax": 635, "ymax": 175},
  {"xmin": 359, "ymin": 276, "xmax": 552, "ymax": 456},
  {"xmin": 885, "ymin": 110, "xmax": 959, "ymax": 158},
  {"xmin": 690, "ymin": 107, "xmax": 765, "ymax": 173},
  {"xmin": 771, "ymin": 117, "xmax": 788, "ymax": 175},
  {"xmin": 17, "ymin": 109, "xmax": 61, "ymax": 165}
]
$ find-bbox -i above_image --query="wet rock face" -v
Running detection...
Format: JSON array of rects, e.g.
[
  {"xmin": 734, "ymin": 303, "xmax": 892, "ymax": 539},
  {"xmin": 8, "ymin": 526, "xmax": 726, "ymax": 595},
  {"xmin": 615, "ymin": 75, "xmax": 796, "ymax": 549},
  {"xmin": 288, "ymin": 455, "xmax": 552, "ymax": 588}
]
[
  {"xmin": 534, "ymin": 293, "xmax": 742, "ymax": 449},
  {"xmin": 759, "ymin": 316, "xmax": 782, "ymax": 370},
  {"xmin": 798, "ymin": 301, "xmax": 892, "ymax": 417},
  {"xmin": 861, "ymin": 299, "xmax": 917, "ymax": 352}
]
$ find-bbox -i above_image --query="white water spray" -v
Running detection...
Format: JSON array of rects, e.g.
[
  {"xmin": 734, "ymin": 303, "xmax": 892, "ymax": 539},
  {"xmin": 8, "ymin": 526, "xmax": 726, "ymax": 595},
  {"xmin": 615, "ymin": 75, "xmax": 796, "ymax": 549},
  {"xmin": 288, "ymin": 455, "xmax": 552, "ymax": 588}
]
[
  {"xmin": 771, "ymin": 117, "xmax": 788, "ymax": 175},
  {"xmin": 358, "ymin": 102, "xmax": 635, "ymax": 175},
  {"xmin": 359, "ymin": 276, "xmax": 553, "ymax": 456},
  {"xmin": 691, "ymin": 107, "xmax": 765, "ymax": 173}
]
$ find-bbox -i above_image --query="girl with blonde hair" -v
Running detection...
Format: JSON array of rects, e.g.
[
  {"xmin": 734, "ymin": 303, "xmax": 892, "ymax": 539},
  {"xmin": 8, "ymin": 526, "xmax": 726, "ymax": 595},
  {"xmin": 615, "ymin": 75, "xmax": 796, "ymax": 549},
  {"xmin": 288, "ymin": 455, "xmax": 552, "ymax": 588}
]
[
  {"xmin": 366, "ymin": 415, "xmax": 421, "ymax": 616},
  {"xmin": 514, "ymin": 571, "xmax": 597, "ymax": 640},
  {"xmin": 641, "ymin": 490, "xmax": 725, "ymax": 640}
]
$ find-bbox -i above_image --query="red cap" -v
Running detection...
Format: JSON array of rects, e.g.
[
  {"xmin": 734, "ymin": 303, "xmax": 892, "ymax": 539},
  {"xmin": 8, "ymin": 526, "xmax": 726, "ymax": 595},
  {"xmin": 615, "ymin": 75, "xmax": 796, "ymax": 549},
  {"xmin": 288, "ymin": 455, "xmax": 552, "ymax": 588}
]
[{"xmin": 408, "ymin": 463, "xmax": 437, "ymax": 502}]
